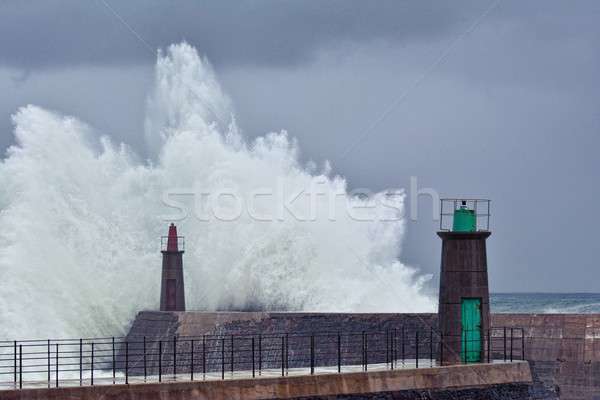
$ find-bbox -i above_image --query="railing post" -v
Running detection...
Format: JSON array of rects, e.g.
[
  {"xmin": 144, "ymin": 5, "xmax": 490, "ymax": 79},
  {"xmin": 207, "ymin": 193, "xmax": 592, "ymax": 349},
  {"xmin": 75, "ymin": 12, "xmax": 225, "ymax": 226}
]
[
  {"xmin": 174, "ymin": 335, "xmax": 177, "ymax": 379},
  {"xmin": 487, "ymin": 329, "xmax": 491, "ymax": 363},
  {"xmin": 390, "ymin": 328, "xmax": 396, "ymax": 370},
  {"xmin": 440, "ymin": 333, "xmax": 444, "ymax": 365},
  {"xmin": 258, "ymin": 334, "xmax": 262, "ymax": 376},
  {"xmin": 90, "ymin": 342, "xmax": 94, "ymax": 386},
  {"xmin": 521, "ymin": 328, "xmax": 525, "ymax": 361},
  {"xmin": 55, "ymin": 343, "xmax": 58, "ymax": 387},
  {"xmin": 47, "ymin": 340, "xmax": 50, "ymax": 387},
  {"xmin": 389, "ymin": 330, "xmax": 392, "ymax": 367},
  {"xmin": 510, "ymin": 328, "xmax": 514, "ymax": 362},
  {"xmin": 385, "ymin": 329, "xmax": 389, "ymax": 367},
  {"xmin": 391, "ymin": 329, "xmax": 395, "ymax": 370},
  {"xmin": 191, "ymin": 339, "xmax": 194, "ymax": 381},
  {"xmin": 364, "ymin": 332, "xmax": 368, "ymax": 371},
  {"xmin": 281, "ymin": 336, "xmax": 285, "ymax": 377},
  {"xmin": 143, "ymin": 336, "xmax": 147, "ymax": 381},
  {"xmin": 79, "ymin": 338, "xmax": 82, "ymax": 386},
  {"xmin": 430, "ymin": 327, "xmax": 433, "ymax": 367},
  {"xmin": 159, "ymin": 340, "xmax": 162, "ymax": 382},
  {"xmin": 503, "ymin": 327, "xmax": 507, "ymax": 362},
  {"xmin": 230, "ymin": 335, "xmax": 234, "ymax": 376},
  {"xmin": 13, "ymin": 341, "xmax": 16, "ymax": 387},
  {"xmin": 221, "ymin": 338, "xmax": 225, "ymax": 380},
  {"xmin": 125, "ymin": 341, "xmax": 129, "ymax": 385},
  {"xmin": 202, "ymin": 335, "xmax": 206, "ymax": 379},
  {"xmin": 112, "ymin": 337, "xmax": 117, "ymax": 385},
  {"xmin": 285, "ymin": 333, "xmax": 289, "ymax": 375},
  {"xmin": 361, "ymin": 332, "xmax": 365, "ymax": 371},
  {"xmin": 394, "ymin": 328, "xmax": 399, "ymax": 368},
  {"xmin": 251, "ymin": 337, "xmax": 255, "ymax": 378},
  {"xmin": 464, "ymin": 329, "xmax": 468, "ymax": 364},
  {"xmin": 337, "ymin": 333, "xmax": 341, "ymax": 373},
  {"xmin": 415, "ymin": 331, "xmax": 419, "ymax": 369},
  {"xmin": 310, "ymin": 334, "xmax": 315, "ymax": 375},
  {"xmin": 19, "ymin": 344, "xmax": 22, "ymax": 390},
  {"xmin": 401, "ymin": 327, "xmax": 405, "ymax": 365}
]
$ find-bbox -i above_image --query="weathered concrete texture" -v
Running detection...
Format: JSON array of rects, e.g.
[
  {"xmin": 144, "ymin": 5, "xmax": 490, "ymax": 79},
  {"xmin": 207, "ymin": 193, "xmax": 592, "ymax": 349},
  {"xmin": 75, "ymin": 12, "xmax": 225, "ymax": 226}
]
[
  {"xmin": 0, "ymin": 361, "xmax": 532, "ymax": 400},
  {"xmin": 127, "ymin": 311, "xmax": 179, "ymax": 339},
  {"xmin": 494, "ymin": 314, "xmax": 600, "ymax": 400}
]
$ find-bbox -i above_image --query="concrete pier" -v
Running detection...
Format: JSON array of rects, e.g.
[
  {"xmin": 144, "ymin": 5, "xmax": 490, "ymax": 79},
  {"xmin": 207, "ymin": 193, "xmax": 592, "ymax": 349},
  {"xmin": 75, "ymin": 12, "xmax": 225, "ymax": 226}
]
[{"xmin": 0, "ymin": 361, "xmax": 531, "ymax": 400}]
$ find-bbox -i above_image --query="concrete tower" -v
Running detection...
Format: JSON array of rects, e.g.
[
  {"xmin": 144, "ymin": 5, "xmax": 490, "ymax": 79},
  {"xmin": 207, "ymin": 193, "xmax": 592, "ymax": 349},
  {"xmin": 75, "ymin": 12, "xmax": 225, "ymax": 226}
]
[
  {"xmin": 438, "ymin": 199, "xmax": 491, "ymax": 364},
  {"xmin": 160, "ymin": 223, "xmax": 186, "ymax": 311}
]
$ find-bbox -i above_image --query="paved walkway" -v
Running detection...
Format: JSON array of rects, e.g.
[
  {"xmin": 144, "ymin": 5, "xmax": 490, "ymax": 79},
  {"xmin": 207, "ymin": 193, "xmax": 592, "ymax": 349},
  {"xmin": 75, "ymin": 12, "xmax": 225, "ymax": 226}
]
[{"xmin": 1, "ymin": 358, "xmax": 447, "ymax": 390}]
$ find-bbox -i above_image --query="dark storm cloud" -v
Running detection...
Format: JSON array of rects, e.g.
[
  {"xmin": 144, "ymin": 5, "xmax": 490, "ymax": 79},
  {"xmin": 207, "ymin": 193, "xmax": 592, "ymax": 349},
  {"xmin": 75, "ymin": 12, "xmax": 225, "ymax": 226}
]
[
  {"xmin": 0, "ymin": 0, "xmax": 484, "ymax": 69},
  {"xmin": 1, "ymin": 0, "xmax": 600, "ymax": 293}
]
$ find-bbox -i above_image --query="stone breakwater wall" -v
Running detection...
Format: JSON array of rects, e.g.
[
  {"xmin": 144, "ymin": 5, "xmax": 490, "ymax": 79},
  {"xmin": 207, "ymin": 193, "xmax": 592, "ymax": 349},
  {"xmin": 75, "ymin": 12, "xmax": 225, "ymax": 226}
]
[
  {"xmin": 126, "ymin": 312, "xmax": 600, "ymax": 399},
  {"xmin": 125, "ymin": 313, "xmax": 438, "ymax": 375},
  {"xmin": 494, "ymin": 313, "xmax": 600, "ymax": 400}
]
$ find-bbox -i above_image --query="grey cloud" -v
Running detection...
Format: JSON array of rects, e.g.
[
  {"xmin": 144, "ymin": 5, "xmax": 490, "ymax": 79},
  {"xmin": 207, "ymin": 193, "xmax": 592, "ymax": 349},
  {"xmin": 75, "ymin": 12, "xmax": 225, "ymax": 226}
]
[
  {"xmin": 0, "ymin": 0, "xmax": 484, "ymax": 69},
  {"xmin": 1, "ymin": 0, "xmax": 599, "ymax": 292}
]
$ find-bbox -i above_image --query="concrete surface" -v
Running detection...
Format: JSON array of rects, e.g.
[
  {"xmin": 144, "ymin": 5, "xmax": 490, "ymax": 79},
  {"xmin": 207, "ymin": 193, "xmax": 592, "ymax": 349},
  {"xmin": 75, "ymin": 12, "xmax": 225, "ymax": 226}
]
[{"xmin": 0, "ymin": 361, "xmax": 531, "ymax": 400}]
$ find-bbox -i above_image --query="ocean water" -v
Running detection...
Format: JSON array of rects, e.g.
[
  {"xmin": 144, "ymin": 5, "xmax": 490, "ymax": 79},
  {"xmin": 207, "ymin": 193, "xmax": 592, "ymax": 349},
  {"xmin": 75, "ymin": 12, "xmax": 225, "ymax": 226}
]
[{"xmin": 491, "ymin": 293, "xmax": 600, "ymax": 313}]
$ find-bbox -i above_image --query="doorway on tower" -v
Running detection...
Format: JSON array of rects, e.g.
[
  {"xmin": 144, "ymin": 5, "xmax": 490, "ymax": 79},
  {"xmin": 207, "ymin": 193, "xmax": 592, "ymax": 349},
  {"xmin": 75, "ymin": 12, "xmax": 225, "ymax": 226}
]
[
  {"xmin": 166, "ymin": 279, "xmax": 177, "ymax": 311},
  {"xmin": 461, "ymin": 297, "xmax": 482, "ymax": 363}
]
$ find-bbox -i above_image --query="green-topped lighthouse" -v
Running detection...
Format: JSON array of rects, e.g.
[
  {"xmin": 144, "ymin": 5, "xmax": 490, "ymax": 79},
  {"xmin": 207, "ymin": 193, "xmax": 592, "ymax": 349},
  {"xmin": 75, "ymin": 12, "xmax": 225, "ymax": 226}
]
[{"xmin": 438, "ymin": 199, "xmax": 491, "ymax": 364}]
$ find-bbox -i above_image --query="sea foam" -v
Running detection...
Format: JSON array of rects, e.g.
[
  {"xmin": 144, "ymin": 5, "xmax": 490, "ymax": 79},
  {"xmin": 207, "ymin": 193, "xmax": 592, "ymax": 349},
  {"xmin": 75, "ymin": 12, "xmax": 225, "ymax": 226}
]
[{"xmin": 0, "ymin": 43, "xmax": 433, "ymax": 340}]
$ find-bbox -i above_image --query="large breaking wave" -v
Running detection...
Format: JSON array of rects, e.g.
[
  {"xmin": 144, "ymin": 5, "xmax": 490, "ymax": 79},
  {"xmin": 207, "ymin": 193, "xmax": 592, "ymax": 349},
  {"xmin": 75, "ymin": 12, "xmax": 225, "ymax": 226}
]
[{"xmin": 0, "ymin": 43, "xmax": 433, "ymax": 340}]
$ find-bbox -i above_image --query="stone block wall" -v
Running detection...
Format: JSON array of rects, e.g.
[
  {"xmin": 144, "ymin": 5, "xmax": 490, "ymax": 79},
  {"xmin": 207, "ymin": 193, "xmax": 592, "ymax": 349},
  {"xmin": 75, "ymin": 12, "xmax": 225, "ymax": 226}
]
[
  {"xmin": 125, "ymin": 312, "xmax": 600, "ymax": 399},
  {"xmin": 125, "ymin": 312, "xmax": 438, "ymax": 376}
]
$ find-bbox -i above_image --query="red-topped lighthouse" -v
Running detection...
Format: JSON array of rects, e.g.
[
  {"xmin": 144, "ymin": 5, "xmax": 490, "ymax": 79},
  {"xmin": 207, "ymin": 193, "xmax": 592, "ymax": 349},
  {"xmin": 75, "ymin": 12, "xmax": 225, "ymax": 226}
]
[{"xmin": 160, "ymin": 223, "xmax": 186, "ymax": 311}]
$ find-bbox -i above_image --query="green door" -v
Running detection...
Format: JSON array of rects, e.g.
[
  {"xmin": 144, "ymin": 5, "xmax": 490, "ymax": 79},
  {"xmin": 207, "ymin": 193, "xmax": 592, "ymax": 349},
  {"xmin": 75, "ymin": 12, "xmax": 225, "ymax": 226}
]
[{"xmin": 461, "ymin": 298, "xmax": 482, "ymax": 363}]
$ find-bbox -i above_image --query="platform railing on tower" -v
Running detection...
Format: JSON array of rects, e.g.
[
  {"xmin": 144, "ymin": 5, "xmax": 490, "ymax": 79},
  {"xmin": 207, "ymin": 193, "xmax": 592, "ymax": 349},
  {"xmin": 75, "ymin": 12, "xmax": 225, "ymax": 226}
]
[
  {"xmin": 160, "ymin": 236, "xmax": 185, "ymax": 252},
  {"xmin": 439, "ymin": 198, "xmax": 491, "ymax": 232}
]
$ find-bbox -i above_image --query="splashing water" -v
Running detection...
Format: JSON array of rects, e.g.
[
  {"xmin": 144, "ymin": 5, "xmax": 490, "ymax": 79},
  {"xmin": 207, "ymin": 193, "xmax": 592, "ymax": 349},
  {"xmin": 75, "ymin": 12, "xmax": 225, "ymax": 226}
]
[{"xmin": 0, "ymin": 43, "xmax": 433, "ymax": 340}]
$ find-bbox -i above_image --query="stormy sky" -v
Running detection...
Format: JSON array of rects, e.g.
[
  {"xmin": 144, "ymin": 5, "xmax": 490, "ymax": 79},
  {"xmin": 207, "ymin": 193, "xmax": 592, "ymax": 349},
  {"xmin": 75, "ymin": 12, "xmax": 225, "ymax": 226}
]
[{"xmin": 1, "ymin": 1, "xmax": 598, "ymax": 292}]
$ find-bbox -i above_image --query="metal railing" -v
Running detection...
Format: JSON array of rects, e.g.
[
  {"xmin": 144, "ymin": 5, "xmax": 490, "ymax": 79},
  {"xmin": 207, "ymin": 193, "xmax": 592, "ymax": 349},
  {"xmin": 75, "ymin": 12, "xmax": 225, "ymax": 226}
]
[
  {"xmin": 0, "ymin": 326, "xmax": 524, "ymax": 390},
  {"xmin": 160, "ymin": 236, "xmax": 185, "ymax": 251},
  {"xmin": 439, "ymin": 198, "xmax": 491, "ymax": 231}
]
